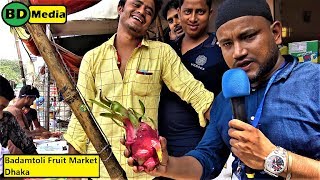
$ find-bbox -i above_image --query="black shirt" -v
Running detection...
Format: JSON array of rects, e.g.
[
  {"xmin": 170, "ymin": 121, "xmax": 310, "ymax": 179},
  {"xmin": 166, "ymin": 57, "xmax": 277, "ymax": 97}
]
[
  {"xmin": 24, "ymin": 108, "xmax": 37, "ymax": 129},
  {"xmin": 158, "ymin": 33, "xmax": 229, "ymax": 157},
  {"xmin": 0, "ymin": 111, "xmax": 36, "ymax": 154}
]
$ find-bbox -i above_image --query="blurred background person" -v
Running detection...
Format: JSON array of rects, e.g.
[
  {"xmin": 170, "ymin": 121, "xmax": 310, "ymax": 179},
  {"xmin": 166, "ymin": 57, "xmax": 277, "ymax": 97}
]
[
  {"xmin": 6, "ymin": 85, "xmax": 49, "ymax": 154},
  {"xmin": 0, "ymin": 76, "xmax": 37, "ymax": 158},
  {"xmin": 162, "ymin": 0, "xmax": 184, "ymax": 44},
  {"xmin": 23, "ymin": 104, "xmax": 48, "ymax": 133},
  {"xmin": 158, "ymin": 0, "xmax": 229, "ymax": 158}
]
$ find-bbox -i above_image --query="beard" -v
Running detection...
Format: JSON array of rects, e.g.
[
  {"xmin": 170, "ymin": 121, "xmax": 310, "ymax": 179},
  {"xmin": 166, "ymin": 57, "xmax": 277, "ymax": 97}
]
[
  {"xmin": 119, "ymin": 11, "xmax": 146, "ymax": 38},
  {"xmin": 125, "ymin": 21, "xmax": 146, "ymax": 39},
  {"xmin": 250, "ymin": 44, "xmax": 279, "ymax": 84}
]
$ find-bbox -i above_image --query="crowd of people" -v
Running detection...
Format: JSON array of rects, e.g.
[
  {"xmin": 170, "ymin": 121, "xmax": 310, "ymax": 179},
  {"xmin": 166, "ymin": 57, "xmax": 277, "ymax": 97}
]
[
  {"xmin": 159, "ymin": 0, "xmax": 228, "ymax": 158},
  {"xmin": 1, "ymin": 0, "xmax": 319, "ymax": 179}
]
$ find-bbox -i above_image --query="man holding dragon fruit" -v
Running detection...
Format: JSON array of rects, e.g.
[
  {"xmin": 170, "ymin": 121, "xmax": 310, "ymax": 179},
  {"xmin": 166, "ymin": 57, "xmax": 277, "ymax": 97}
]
[
  {"xmin": 125, "ymin": 0, "xmax": 320, "ymax": 179},
  {"xmin": 64, "ymin": 0, "xmax": 214, "ymax": 179}
]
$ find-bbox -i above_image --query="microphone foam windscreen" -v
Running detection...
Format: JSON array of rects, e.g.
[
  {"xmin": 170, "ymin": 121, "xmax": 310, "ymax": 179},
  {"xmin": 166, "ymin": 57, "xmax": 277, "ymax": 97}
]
[{"xmin": 222, "ymin": 68, "xmax": 250, "ymax": 98}]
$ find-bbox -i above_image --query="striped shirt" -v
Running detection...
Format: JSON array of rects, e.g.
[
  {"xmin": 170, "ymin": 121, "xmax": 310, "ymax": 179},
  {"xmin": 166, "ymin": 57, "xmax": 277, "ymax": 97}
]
[{"xmin": 64, "ymin": 34, "xmax": 214, "ymax": 179}]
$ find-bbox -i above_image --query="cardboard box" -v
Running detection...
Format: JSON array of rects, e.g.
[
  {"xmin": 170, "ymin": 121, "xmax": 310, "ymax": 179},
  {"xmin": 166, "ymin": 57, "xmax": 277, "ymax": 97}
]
[{"xmin": 288, "ymin": 40, "xmax": 319, "ymax": 63}]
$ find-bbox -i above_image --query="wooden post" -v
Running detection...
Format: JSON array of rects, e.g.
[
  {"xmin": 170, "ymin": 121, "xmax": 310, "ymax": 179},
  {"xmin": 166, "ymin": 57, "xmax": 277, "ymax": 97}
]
[
  {"xmin": 156, "ymin": 15, "xmax": 164, "ymax": 42},
  {"xmin": 24, "ymin": 23, "xmax": 127, "ymax": 179}
]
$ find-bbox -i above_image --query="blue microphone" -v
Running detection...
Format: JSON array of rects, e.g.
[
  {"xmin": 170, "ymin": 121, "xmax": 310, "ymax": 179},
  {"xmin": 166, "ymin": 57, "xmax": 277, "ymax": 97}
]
[
  {"xmin": 222, "ymin": 68, "xmax": 255, "ymax": 179},
  {"xmin": 222, "ymin": 68, "xmax": 250, "ymax": 122}
]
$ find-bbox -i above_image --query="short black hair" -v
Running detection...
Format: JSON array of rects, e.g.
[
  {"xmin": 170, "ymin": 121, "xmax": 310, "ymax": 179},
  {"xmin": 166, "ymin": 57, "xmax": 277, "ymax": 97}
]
[
  {"xmin": 0, "ymin": 75, "xmax": 15, "ymax": 101},
  {"xmin": 19, "ymin": 85, "xmax": 40, "ymax": 98},
  {"xmin": 162, "ymin": 0, "xmax": 179, "ymax": 20},
  {"xmin": 179, "ymin": 0, "xmax": 212, "ymax": 9},
  {"xmin": 118, "ymin": 0, "xmax": 163, "ymax": 22}
]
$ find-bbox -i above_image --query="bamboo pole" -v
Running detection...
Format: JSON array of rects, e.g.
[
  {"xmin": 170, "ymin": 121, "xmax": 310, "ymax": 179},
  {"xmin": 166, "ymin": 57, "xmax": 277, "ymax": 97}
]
[{"xmin": 24, "ymin": 23, "xmax": 127, "ymax": 180}]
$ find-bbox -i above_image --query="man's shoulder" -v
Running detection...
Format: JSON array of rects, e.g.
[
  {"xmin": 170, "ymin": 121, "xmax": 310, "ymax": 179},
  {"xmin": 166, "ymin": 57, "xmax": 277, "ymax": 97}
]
[
  {"xmin": 203, "ymin": 33, "xmax": 220, "ymax": 51},
  {"xmin": 3, "ymin": 111, "xmax": 14, "ymax": 118},
  {"xmin": 295, "ymin": 61, "xmax": 320, "ymax": 71},
  {"xmin": 213, "ymin": 92, "xmax": 230, "ymax": 108},
  {"xmin": 5, "ymin": 106, "xmax": 19, "ymax": 114},
  {"xmin": 30, "ymin": 108, "xmax": 37, "ymax": 113},
  {"xmin": 291, "ymin": 60, "xmax": 320, "ymax": 80},
  {"xmin": 145, "ymin": 39, "xmax": 172, "ymax": 48},
  {"xmin": 143, "ymin": 40, "xmax": 177, "ymax": 58},
  {"xmin": 2, "ymin": 111, "xmax": 16, "ymax": 123},
  {"xmin": 27, "ymin": 108, "xmax": 38, "ymax": 117}
]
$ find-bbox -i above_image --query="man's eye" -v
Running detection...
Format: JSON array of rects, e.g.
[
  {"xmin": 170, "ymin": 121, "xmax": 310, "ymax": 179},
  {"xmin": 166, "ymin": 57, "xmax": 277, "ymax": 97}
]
[
  {"xmin": 197, "ymin": 10, "xmax": 205, "ymax": 15},
  {"xmin": 184, "ymin": 10, "xmax": 191, "ymax": 15},
  {"xmin": 168, "ymin": 19, "xmax": 173, "ymax": 24},
  {"xmin": 146, "ymin": 10, "xmax": 153, "ymax": 16},
  {"xmin": 133, "ymin": 2, "xmax": 139, "ymax": 7},
  {"xmin": 245, "ymin": 33, "xmax": 256, "ymax": 40},
  {"xmin": 222, "ymin": 42, "xmax": 232, "ymax": 47}
]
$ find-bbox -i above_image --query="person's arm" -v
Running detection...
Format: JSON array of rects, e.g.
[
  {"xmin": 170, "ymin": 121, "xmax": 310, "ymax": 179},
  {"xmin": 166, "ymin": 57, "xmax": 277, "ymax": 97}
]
[
  {"xmin": 228, "ymin": 119, "xmax": 320, "ymax": 179},
  {"xmin": 204, "ymin": 104, "xmax": 212, "ymax": 121},
  {"xmin": 161, "ymin": 46, "xmax": 214, "ymax": 127},
  {"xmin": 32, "ymin": 118, "xmax": 42, "ymax": 129},
  {"xmin": 282, "ymin": 152, "xmax": 320, "ymax": 179},
  {"xmin": 31, "ymin": 111, "xmax": 49, "ymax": 133},
  {"xmin": 68, "ymin": 144, "xmax": 80, "ymax": 154},
  {"xmin": 8, "ymin": 114, "xmax": 37, "ymax": 154},
  {"xmin": 32, "ymin": 119, "xmax": 49, "ymax": 134}
]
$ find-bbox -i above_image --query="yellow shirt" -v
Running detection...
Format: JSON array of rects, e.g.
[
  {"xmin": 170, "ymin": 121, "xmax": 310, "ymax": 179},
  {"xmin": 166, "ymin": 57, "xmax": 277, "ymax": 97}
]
[{"xmin": 64, "ymin": 34, "xmax": 214, "ymax": 179}]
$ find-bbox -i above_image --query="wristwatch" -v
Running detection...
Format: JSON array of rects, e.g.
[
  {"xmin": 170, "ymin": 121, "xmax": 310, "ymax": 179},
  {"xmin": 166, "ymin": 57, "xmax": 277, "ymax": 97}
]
[{"xmin": 264, "ymin": 146, "xmax": 288, "ymax": 177}]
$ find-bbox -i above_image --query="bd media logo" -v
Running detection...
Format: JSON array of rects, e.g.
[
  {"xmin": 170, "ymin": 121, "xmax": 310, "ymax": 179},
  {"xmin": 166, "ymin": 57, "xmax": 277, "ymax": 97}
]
[{"xmin": 2, "ymin": 2, "xmax": 66, "ymax": 27}]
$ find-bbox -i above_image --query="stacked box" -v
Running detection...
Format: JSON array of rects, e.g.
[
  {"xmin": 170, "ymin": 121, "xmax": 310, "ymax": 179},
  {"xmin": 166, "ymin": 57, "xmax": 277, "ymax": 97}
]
[{"xmin": 288, "ymin": 40, "xmax": 319, "ymax": 63}]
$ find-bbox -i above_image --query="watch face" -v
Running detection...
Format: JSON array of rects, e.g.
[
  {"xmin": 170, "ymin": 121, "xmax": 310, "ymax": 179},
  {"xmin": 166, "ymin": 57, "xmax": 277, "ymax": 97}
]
[{"xmin": 266, "ymin": 155, "xmax": 285, "ymax": 173}]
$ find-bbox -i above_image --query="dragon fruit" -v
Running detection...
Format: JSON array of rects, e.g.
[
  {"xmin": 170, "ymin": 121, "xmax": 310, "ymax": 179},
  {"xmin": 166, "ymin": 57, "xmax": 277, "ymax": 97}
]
[{"xmin": 91, "ymin": 95, "xmax": 162, "ymax": 171}]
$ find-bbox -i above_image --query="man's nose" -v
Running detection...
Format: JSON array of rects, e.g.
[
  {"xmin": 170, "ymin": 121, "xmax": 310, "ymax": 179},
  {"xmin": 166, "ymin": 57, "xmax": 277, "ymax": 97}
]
[
  {"xmin": 232, "ymin": 42, "xmax": 248, "ymax": 60},
  {"xmin": 189, "ymin": 12, "xmax": 197, "ymax": 22},
  {"xmin": 136, "ymin": 6, "xmax": 146, "ymax": 15},
  {"xmin": 173, "ymin": 18, "xmax": 180, "ymax": 26}
]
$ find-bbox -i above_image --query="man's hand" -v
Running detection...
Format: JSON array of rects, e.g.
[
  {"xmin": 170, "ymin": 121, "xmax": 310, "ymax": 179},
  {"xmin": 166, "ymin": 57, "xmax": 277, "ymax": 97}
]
[
  {"xmin": 121, "ymin": 136, "xmax": 169, "ymax": 176},
  {"xmin": 228, "ymin": 119, "xmax": 276, "ymax": 170},
  {"xmin": 204, "ymin": 104, "xmax": 212, "ymax": 121}
]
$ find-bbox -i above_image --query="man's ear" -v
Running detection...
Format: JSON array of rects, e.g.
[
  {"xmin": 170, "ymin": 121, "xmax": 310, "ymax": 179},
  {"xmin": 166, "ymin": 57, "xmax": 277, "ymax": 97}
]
[
  {"xmin": 209, "ymin": 8, "xmax": 214, "ymax": 19},
  {"xmin": 118, "ymin": 5, "xmax": 124, "ymax": 15},
  {"xmin": 271, "ymin": 21, "xmax": 282, "ymax": 45}
]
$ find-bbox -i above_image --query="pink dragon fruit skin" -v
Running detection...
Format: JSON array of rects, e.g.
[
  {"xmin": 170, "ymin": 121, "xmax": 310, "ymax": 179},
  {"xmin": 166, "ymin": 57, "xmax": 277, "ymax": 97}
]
[
  {"xmin": 124, "ymin": 120, "xmax": 161, "ymax": 171},
  {"xmin": 90, "ymin": 96, "xmax": 162, "ymax": 172}
]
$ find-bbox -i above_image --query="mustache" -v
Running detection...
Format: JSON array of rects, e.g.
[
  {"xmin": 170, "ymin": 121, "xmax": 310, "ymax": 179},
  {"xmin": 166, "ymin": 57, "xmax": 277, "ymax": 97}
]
[
  {"xmin": 174, "ymin": 25, "xmax": 182, "ymax": 32},
  {"xmin": 233, "ymin": 58, "xmax": 255, "ymax": 68}
]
